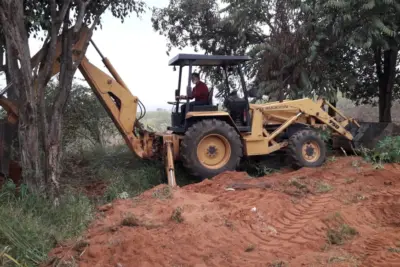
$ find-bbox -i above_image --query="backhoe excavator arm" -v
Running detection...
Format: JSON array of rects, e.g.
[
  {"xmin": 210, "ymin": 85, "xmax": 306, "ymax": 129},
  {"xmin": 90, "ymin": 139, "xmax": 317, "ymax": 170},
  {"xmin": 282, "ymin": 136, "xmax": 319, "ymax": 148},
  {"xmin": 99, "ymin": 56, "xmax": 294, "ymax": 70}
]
[{"xmin": 0, "ymin": 26, "xmax": 161, "ymax": 160}]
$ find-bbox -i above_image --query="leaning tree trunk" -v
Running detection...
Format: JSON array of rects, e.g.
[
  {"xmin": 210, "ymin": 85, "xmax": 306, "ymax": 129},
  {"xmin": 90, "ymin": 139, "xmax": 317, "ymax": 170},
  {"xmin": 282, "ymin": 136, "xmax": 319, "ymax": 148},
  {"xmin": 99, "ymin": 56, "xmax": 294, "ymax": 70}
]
[
  {"xmin": 43, "ymin": 13, "xmax": 97, "ymax": 198},
  {"xmin": 43, "ymin": 16, "xmax": 73, "ymax": 199}
]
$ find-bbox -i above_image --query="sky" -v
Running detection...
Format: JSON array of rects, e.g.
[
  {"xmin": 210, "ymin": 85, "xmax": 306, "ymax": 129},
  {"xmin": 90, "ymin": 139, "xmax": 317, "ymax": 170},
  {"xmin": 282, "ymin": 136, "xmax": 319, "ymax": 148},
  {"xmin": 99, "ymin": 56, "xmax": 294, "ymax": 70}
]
[{"xmin": 4, "ymin": 0, "xmax": 201, "ymax": 111}]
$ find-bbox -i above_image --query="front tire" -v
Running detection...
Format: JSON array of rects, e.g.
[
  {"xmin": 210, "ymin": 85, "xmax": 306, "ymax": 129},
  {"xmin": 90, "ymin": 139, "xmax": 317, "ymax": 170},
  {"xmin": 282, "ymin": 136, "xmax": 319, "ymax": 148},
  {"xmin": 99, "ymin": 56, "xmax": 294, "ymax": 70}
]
[
  {"xmin": 288, "ymin": 128, "xmax": 327, "ymax": 169},
  {"xmin": 181, "ymin": 119, "xmax": 243, "ymax": 179}
]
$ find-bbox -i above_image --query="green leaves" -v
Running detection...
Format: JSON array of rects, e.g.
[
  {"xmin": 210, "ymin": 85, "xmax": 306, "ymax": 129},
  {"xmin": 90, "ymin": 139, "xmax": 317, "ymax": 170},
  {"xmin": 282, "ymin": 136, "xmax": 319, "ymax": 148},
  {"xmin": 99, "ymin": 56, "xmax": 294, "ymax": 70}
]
[
  {"xmin": 324, "ymin": 0, "xmax": 350, "ymax": 9},
  {"xmin": 372, "ymin": 17, "xmax": 396, "ymax": 37},
  {"xmin": 151, "ymin": 0, "xmax": 400, "ymax": 110},
  {"xmin": 362, "ymin": 0, "xmax": 375, "ymax": 10},
  {"xmin": 7, "ymin": 0, "xmax": 146, "ymax": 37}
]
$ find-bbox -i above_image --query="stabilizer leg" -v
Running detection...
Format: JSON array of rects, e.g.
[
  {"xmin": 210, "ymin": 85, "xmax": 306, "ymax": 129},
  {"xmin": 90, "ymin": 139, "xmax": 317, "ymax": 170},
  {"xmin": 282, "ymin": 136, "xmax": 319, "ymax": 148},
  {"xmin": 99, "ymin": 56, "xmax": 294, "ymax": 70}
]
[{"xmin": 165, "ymin": 140, "xmax": 177, "ymax": 187}]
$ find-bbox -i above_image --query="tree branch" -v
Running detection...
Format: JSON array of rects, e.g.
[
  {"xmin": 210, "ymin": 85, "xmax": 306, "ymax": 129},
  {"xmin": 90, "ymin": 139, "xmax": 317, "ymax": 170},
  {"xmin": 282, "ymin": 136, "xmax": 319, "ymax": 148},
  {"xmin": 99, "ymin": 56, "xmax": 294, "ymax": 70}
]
[
  {"xmin": 74, "ymin": 0, "xmax": 92, "ymax": 32},
  {"xmin": 36, "ymin": 0, "xmax": 72, "ymax": 91},
  {"xmin": 72, "ymin": 3, "xmax": 111, "ymax": 70}
]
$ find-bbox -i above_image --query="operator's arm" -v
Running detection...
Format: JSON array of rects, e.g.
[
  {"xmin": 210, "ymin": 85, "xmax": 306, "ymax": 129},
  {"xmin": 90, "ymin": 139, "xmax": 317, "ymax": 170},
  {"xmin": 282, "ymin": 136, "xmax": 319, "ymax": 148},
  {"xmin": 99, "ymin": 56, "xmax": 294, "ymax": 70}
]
[
  {"xmin": 176, "ymin": 85, "xmax": 195, "ymax": 100},
  {"xmin": 188, "ymin": 86, "xmax": 196, "ymax": 100}
]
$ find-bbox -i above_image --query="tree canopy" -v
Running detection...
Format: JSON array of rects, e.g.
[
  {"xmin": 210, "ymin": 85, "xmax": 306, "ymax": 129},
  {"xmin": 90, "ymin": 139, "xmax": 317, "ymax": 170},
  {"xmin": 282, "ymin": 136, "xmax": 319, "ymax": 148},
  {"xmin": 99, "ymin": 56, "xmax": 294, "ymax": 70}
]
[
  {"xmin": 152, "ymin": 0, "xmax": 400, "ymax": 121},
  {"xmin": 0, "ymin": 0, "xmax": 145, "ymax": 198}
]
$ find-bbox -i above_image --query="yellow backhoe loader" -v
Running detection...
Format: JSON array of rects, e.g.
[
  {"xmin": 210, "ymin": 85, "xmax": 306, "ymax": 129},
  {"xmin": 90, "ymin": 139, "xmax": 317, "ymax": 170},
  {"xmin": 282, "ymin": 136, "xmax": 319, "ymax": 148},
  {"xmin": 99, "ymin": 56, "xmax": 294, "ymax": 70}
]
[{"xmin": 0, "ymin": 26, "xmax": 362, "ymax": 187}]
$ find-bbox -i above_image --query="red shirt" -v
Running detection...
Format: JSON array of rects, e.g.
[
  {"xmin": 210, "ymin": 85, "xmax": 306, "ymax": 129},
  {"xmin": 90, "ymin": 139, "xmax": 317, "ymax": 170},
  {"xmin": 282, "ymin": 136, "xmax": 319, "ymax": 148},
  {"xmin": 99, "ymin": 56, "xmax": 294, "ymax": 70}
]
[{"xmin": 190, "ymin": 81, "xmax": 209, "ymax": 102}]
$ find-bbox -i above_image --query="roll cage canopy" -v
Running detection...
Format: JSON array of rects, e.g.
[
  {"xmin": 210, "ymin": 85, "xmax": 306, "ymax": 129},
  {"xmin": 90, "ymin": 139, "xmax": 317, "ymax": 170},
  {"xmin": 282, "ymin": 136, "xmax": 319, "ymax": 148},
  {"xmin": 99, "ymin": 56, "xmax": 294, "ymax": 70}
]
[
  {"xmin": 169, "ymin": 53, "xmax": 252, "ymax": 118},
  {"xmin": 168, "ymin": 53, "xmax": 251, "ymax": 67}
]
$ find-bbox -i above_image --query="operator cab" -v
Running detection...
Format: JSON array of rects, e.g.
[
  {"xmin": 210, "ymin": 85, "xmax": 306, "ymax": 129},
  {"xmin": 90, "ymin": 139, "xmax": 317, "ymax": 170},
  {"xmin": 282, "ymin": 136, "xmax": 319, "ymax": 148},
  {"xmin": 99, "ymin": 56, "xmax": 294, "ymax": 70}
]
[{"xmin": 167, "ymin": 53, "xmax": 252, "ymax": 133}]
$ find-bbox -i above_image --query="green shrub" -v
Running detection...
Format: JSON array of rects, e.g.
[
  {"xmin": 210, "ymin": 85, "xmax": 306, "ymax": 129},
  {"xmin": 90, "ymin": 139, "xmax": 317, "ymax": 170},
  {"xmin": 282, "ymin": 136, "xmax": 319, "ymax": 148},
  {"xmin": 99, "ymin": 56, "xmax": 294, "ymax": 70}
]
[{"xmin": 359, "ymin": 136, "xmax": 400, "ymax": 164}]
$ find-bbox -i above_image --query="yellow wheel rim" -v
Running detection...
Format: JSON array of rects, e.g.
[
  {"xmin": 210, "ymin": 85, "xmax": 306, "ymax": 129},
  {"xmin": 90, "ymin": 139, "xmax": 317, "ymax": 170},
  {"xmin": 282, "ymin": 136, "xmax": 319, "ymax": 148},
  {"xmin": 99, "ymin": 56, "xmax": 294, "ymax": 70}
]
[
  {"xmin": 197, "ymin": 134, "xmax": 231, "ymax": 170},
  {"xmin": 302, "ymin": 141, "xmax": 321, "ymax": 163}
]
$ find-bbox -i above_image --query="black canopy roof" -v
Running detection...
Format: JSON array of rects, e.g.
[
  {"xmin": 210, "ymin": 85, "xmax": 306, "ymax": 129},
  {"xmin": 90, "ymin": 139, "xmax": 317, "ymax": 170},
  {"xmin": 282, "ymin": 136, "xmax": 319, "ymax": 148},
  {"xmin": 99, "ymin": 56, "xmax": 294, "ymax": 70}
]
[{"xmin": 168, "ymin": 53, "xmax": 251, "ymax": 67}]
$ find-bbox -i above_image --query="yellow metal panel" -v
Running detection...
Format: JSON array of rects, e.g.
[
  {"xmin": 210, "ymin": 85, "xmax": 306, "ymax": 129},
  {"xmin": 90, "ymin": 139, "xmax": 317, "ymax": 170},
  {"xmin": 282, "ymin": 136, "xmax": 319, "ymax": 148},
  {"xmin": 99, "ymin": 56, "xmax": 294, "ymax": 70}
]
[
  {"xmin": 246, "ymin": 108, "xmax": 264, "ymax": 140},
  {"xmin": 250, "ymin": 98, "xmax": 356, "ymax": 140},
  {"xmin": 243, "ymin": 139, "xmax": 269, "ymax": 155},
  {"xmin": 243, "ymin": 138, "xmax": 287, "ymax": 156},
  {"xmin": 79, "ymin": 58, "xmax": 137, "ymax": 134},
  {"xmin": 185, "ymin": 111, "xmax": 230, "ymax": 118}
]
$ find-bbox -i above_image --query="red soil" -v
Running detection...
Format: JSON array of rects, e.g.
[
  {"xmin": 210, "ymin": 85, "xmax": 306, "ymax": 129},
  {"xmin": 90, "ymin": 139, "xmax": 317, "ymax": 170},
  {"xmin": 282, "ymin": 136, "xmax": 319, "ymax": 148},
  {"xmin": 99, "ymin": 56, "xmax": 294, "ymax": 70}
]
[{"xmin": 47, "ymin": 157, "xmax": 400, "ymax": 267}]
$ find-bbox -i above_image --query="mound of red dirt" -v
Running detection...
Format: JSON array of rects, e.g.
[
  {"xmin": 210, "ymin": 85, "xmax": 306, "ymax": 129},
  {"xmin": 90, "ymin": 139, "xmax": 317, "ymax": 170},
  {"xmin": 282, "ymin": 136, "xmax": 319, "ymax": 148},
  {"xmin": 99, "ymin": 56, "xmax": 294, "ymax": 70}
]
[{"xmin": 47, "ymin": 157, "xmax": 400, "ymax": 267}]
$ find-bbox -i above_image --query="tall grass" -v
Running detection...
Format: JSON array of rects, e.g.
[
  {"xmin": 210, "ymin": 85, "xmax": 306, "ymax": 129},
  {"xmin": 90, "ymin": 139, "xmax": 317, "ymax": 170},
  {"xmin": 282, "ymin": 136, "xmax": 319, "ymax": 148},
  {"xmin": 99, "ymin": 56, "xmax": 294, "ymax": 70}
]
[
  {"xmin": 63, "ymin": 145, "xmax": 166, "ymax": 202},
  {"xmin": 0, "ymin": 182, "xmax": 93, "ymax": 266},
  {"xmin": 0, "ymin": 144, "xmax": 170, "ymax": 266}
]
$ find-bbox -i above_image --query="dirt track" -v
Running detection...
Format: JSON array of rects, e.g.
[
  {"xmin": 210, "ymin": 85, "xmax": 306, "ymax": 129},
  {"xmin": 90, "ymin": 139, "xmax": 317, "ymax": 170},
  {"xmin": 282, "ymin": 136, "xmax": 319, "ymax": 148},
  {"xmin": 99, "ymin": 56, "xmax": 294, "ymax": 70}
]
[{"xmin": 49, "ymin": 157, "xmax": 400, "ymax": 267}]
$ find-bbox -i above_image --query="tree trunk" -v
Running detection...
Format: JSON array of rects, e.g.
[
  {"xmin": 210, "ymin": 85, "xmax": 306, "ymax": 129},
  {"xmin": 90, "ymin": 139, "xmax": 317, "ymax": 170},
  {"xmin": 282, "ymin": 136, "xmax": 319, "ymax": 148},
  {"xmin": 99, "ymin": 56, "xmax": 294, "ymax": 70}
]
[
  {"xmin": 1, "ymin": 0, "xmax": 107, "ymax": 199},
  {"xmin": 3, "ymin": 54, "xmax": 20, "ymax": 178},
  {"xmin": 0, "ymin": 1, "xmax": 44, "ymax": 193},
  {"xmin": 374, "ymin": 43, "xmax": 397, "ymax": 123},
  {"xmin": 380, "ymin": 47, "xmax": 397, "ymax": 122}
]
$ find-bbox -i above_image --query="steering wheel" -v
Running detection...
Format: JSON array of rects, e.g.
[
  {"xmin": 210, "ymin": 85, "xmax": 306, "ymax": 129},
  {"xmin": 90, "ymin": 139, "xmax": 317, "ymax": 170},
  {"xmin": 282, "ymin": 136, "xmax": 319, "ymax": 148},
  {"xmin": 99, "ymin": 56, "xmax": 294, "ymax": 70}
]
[
  {"xmin": 167, "ymin": 101, "xmax": 184, "ymax": 105},
  {"xmin": 167, "ymin": 101, "xmax": 186, "ymax": 105}
]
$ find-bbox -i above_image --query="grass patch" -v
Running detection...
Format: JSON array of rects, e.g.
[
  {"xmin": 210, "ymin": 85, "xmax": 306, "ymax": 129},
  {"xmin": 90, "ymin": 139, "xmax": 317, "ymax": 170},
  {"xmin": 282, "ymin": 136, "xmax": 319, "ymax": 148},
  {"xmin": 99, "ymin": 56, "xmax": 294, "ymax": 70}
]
[
  {"xmin": 327, "ymin": 253, "xmax": 359, "ymax": 265},
  {"xmin": 171, "ymin": 207, "xmax": 184, "ymax": 223},
  {"xmin": 327, "ymin": 224, "xmax": 358, "ymax": 245},
  {"xmin": 289, "ymin": 177, "xmax": 308, "ymax": 189},
  {"xmin": 323, "ymin": 212, "xmax": 358, "ymax": 245},
  {"xmin": 62, "ymin": 145, "xmax": 167, "ymax": 203},
  {"xmin": 344, "ymin": 177, "xmax": 356, "ymax": 184},
  {"xmin": 0, "ymin": 185, "xmax": 93, "ymax": 266},
  {"xmin": 268, "ymin": 261, "xmax": 287, "ymax": 267},
  {"xmin": 121, "ymin": 212, "xmax": 140, "ymax": 227},
  {"xmin": 327, "ymin": 256, "xmax": 347, "ymax": 263},
  {"xmin": 388, "ymin": 247, "xmax": 400, "ymax": 253},
  {"xmin": 284, "ymin": 177, "xmax": 310, "ymax": 197},
  {"xmin": 288, "ymin": 177, "xmax": 310, "ymax": 191},
  {"xmin": 316, "ymin": 181, "xmax": 333, "ymax": 193},
  {"xmin": 152, "ymin": 185, "xmax": 173, "ymax": 200}
]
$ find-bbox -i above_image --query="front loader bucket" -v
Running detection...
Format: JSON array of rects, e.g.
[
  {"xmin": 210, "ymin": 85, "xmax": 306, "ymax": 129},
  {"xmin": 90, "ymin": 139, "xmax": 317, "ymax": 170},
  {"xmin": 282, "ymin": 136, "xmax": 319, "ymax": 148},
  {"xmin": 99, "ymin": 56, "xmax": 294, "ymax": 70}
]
[{"xmin": 332, "ymin": 122, "xmax": 400, "ymax": 152}]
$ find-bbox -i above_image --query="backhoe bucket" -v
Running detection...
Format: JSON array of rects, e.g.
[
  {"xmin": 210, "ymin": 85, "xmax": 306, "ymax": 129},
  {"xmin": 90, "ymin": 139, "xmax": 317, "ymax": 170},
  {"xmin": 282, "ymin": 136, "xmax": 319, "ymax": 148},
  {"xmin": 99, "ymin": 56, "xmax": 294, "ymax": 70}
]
[{"xmin": 332, "ymin": 122, "xmax": 400, "ymax": 151}]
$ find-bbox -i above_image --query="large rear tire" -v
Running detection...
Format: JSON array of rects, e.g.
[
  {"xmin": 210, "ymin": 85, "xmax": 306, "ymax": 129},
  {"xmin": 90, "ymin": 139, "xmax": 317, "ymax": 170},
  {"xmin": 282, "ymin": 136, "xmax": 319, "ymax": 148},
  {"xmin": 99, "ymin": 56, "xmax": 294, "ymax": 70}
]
[
  {"xmin": 181, "ymin": 119, "xmax": 243, "ymax": 179},
  {"xmin": 288, "ymin": 128, "xmax": 327, "ymax": 169}
]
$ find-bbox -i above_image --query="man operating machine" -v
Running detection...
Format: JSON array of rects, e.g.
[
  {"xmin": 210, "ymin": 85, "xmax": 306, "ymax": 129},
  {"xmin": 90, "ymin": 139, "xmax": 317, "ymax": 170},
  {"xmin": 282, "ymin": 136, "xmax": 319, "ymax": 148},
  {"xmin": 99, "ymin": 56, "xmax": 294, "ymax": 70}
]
[{"xmin": 176, "ymin": 72, "xmax": 210, "ymax": 116}]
